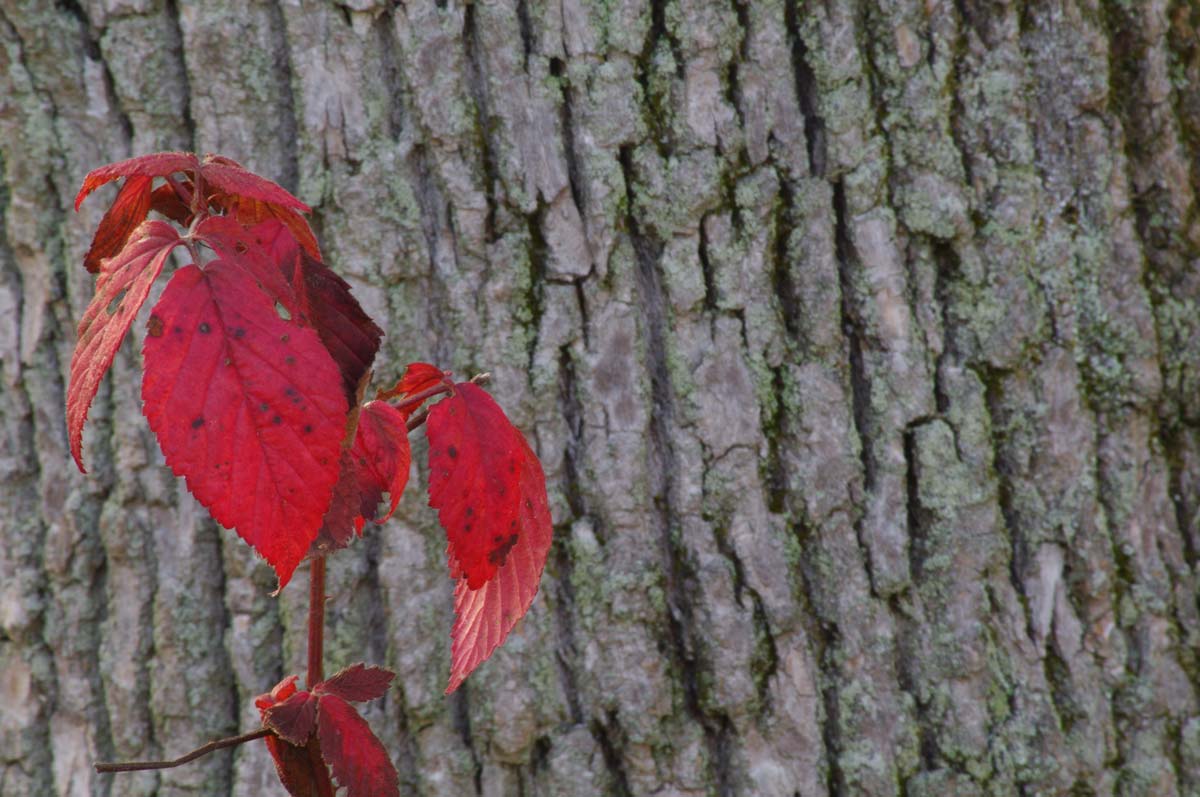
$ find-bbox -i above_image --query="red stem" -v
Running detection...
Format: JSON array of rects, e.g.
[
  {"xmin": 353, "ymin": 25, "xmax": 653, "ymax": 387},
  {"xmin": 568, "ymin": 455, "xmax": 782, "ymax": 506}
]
[
  {"xmin": 308, "ymin": 556, "xmax": 326, "ymax": 687},
  {"xmin": 94, "ymin": 728, "xmax": 272, "ymax": 773}
]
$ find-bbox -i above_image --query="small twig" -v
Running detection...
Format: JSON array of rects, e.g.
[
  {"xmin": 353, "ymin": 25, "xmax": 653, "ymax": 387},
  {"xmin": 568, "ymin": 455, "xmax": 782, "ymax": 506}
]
[
  {"xmin": 95, "ymin": 727, "xmax": 272, "ymax": 773},
  {"xmin": 308, "ymin": 556, "xmax": 327, "ymax": 687},
  {"xmin": 390, "ymin": 382, "xmax": 451, "ymax": 413},
  {"xmin": 396, "ymin": 373, "xmax": 490, "ymax": 432}
]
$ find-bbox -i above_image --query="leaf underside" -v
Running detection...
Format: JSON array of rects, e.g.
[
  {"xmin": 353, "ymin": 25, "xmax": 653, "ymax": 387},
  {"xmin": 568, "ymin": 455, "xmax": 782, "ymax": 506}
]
[
  {"xmin": 426, "ymin": 383, "xmax": 553, "ymax": 692},
  {"xmin": 140, "ymin": 259, "xmax": 347, "ymax": 588},
  {"xmin": 67, "ymin": 220, "xmax": 182, "ymax": 470}
]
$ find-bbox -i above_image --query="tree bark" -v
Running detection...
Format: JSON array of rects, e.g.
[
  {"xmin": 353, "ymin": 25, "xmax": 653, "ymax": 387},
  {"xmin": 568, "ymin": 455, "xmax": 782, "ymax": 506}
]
[{"xmin": 2, "ymin": 0, "xmax": 1199, "ymax": 795}]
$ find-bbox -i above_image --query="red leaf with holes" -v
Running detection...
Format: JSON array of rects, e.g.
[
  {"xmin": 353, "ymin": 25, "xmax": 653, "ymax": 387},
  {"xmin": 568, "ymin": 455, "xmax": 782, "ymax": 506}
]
[
  {"xmin": 226, "ymin": 193, "xmax": 322, "ymax": 261},
  {"xmin": 426, "ymin": 383, "xmax": 553, "ymax": 692},
  {"xmin": 317, "ymin": 694, "xmax": 399, "ymax": 797},
  {"xmin": 82, "ymin": 174, "xmax": 154, "ymax": 273},
  {"xmin": 316, "ymin": 663, "xmax": 395, "ymax": 703},
  {"xmin": 141, "ymin": 258, "xmax": 348, "ymax": 589},
  {"xmin": 68, "ymin": 220, "xmax": 182, "ymax": 471}
]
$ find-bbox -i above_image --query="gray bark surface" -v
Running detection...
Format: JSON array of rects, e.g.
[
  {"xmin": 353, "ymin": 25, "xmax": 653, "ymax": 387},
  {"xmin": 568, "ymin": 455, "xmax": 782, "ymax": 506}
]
[{"xmin": 2, "ymin": 0, "xmax": 1199, "ymax": 795}]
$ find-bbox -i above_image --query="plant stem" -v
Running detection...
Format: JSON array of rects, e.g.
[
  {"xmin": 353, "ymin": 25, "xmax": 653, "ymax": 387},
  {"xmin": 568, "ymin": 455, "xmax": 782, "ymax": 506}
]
[
  {"xmin": 94, "ymin": 728, "xmax": 272, "ymax": 773},
  {"xmin": 308, "ymin": 555, "xmax": 326, "ymax": 687}
]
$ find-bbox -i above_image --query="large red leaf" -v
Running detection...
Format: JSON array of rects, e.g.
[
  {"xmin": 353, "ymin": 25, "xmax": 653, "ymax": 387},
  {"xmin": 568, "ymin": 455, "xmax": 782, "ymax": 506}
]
[
  {"xmin": 425, "ymin": 383, "xmax": 553, "ymax": 693},
  {"xmin": 82, "ymin": 174, "xmax": 153, "ymax": 273},
  {"xmin": 68, "ymin": 220, "xmax": 181, "ymax": 471},
  {"xmin": 316, "ymin": 694, "xmax": 399, "ymax": 797},
  {"xmin": 141, "ymin": 259, "xmax": 348, "ymax": 588},
  {"xmin": 315, "ymin": 663, "xmax": 394, "ymax": 703}
]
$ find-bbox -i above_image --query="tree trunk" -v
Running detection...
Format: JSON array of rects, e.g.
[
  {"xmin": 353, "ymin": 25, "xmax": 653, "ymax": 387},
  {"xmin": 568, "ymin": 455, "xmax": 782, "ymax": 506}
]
[{"xmin": 2, "ymin": 1, "xmax": 1199, "ymax": 795}]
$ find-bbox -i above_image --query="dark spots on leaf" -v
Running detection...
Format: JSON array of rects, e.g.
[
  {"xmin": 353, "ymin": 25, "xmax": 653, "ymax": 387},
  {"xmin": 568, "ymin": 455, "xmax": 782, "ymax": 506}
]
[
  {"xmin": 508, "ymin": 461, "xmax": 516, "ymax": 473},
  {"xmin": 304, "ymin": 424, "xmax": 314, "ymax": 434},
  {"xmin": 224, "ymin": 358, "xmax": 232, "ymax": 366},
  {"xmin": 525, "ymin": 499, "xmax": 533, "ymax": 510},
  {"xmin": 448, "ymin": 445, "xmax": 458, "ymax": 459},
  {"xmin": 272, "ymin": 415, "xmax": 282, "ymax": 425},
  {"xmin": 465, "ymin": 506, "xmax": 473, "ymax": 517},
  {"xmin": 199, "ymin": 322, "xmax": 211, "ymax": 334},
  {"xmin": 235, "ymin": 241, "xmax": 248, "ymax": 254},
  {"xmin": 233, "ymin": 327, "xmax": 246, "ymax": 339},
  {"xmin": 173, "ymin": 325, "xmax": 183, "ymax": 335},
  {"xmin": 147, "ymin": 315, "xmax": 164, "ymax": 337},
  {"xmin": 465, "ymin": 523, "xmax": 472, "ymax": 532},
  {"xmin": 494, "ymin": 535, "xmax": 504, "ymax": 542},
  {"xmin": 285, "ymin": 356, "xmax": 295, "ymax": 365},
  {"xmin": 280, "ymin": 334, "xmax": 289, "ymax": 343},
  {"xmin": 488, "ymin": 533, "xmax": 520, "ymax": 565},
  {"xmin": 260, "ymin": 402, "xmax": 269, "ymax": 412},
  {"xmin": 509, "ymin": 520, "xmax": 517, "ymax": 530},
  {"xmin": 191, "ymin": 416, "xmax": 205, "ymax": 429}
]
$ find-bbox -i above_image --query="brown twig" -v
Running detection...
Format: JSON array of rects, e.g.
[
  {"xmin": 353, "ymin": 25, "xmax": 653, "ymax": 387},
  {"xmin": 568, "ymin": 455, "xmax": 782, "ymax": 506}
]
[
  {"xmin": 95, "ymin": 727, "xmax": 272, "ymax": 773},
  {"xmin": 308, "ymin": 555, "xmax": 326, "ymax": 687}
]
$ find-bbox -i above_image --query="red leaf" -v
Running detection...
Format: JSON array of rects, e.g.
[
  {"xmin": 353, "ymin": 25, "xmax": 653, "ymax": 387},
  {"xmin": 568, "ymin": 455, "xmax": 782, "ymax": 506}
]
[
  {"xmin": 316, "ymin": 663, "xmax": 395, "ymax": 703},
  {"xmin": 256, "ymin": 221, "xmax": 382, "ymax": 406},
  {"xmin": 316, "ymin": 694, "xmax": 400, "ymax": 797},
  {"xmin": 264, "ymin": 690, "xmax": 319, "ymax": 746},
  {"xmin": 141, "ymin": 259, "xmax": 348, "ymax": 589},
  {"xmin": 68, "ymin": 220, "xmax": 182, "ymax": 471},
  {"xmin": 351, "ymin": 401, "xmax": 412, "ymax": 525},
  {"xmin": 149, "ymin": 181, "xmax": 193, "ymax": 225},
  {"xmin": 256, "ymin": 676, "xmax": 329, "ymax": 797},
  {"xmin": 200, "ymin": 154, "xmax": 310, "ymax": 213},
  {"xmin": 82, "ymin": 174, "xmax": 153, "ymax": 273},
  {"xmin": 263, "ymin": 737, "xmax": 327, "ymax": 797},
  {"xmin": 76, "ymin": 152, "xmax": 309, "ymax": 222},
  {"xmin": 309, "ymin": 399, "xmax": 411, "ymax": 554},
  {"xmin": 376, "ymin": 362, "xmax": 449, "ymax": 402},
  {"xmin": 225, "ymin": 193, "xmax": 322, "ymax": 261},
  {"xmin": 194, "ymin": 217, "xmax": 304, "ymax": 321},
  {"xmin": 425, "ymin": 383, "xmax": 553, "ymax": 692},
  {"xmin": 75, "ymin": 151, "xmax": 197, "ymax": 211}
]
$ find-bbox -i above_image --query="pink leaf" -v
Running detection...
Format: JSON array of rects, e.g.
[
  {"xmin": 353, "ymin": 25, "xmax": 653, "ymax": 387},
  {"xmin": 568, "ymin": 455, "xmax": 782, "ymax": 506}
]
[
  {"xmin": 67, "ymin": 220, "xmax": 182, "ymax": 471},
  {"xmin": 426, "ymin": 383, "xmax": 553, "ymax": 692}
]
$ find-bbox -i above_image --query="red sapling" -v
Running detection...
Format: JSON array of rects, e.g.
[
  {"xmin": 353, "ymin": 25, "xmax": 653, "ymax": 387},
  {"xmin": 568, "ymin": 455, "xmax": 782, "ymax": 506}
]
[{"xmin": 73, "ymin": 152, "xmax": 553, "ymax": 795}]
